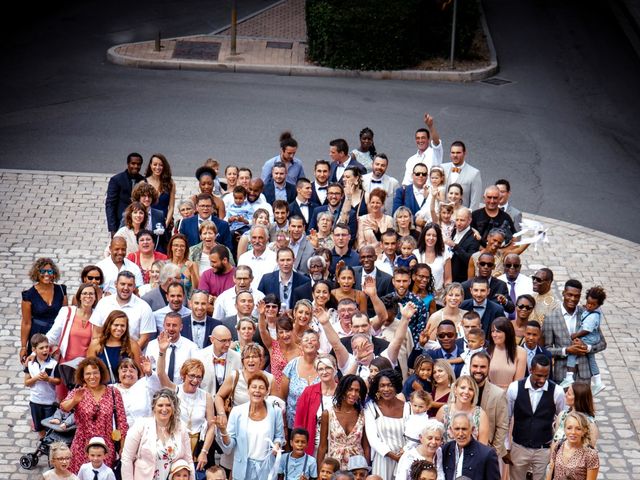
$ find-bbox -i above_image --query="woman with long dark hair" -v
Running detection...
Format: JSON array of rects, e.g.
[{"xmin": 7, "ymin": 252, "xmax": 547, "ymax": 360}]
[
  {"xmin": 487, "ymin": 317, "xmax": 527, "ymax": 390},
  {"xmin": 413, "ymin": 223, "xmax": 451, "ymax": 305},
  {"xmin": 145, "ymin": 153, "xmax": 176, "ymax": 227}
]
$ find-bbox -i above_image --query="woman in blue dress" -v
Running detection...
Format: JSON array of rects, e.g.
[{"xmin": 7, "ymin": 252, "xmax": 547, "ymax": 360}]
[
  {"xmin": 145, "ymin": 153, "xmax": 176, "ymax": 228},
  {"xmin": 21, "ymin": 258, "xmax": 67, "ymax": 362}
]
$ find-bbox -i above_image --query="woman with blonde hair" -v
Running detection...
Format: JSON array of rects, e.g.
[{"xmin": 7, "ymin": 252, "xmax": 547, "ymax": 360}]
[
  {"xmin": 547, "ymin": 411, "xmax": 599, "ymax": 480},
  {"xmin": 436, "ymin": 375, "xmax": 489, "ymax": 444},
  {"xmin": 427, "ymin": 360, "xmax": 455, "ymax": 418}
]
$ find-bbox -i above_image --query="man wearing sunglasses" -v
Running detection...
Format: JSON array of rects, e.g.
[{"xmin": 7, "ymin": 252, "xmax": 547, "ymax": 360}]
[
  {"xmin": 530, "ymin": 268, "xmax": 559, "ymax": 324},
  {"xmin": 497, "ymin": 253, "xmax": 533, "ymax": 320},
  {"xmin": 392, "ymin": 163, "xmax": 429, "ymax": 215},
  {"xmin": 411, "ymin": 319, "xmax": 464, "ymax": 377},
  {"xmin": 462, "ymin": 253, "xmax": 515, "ymax": 315}
]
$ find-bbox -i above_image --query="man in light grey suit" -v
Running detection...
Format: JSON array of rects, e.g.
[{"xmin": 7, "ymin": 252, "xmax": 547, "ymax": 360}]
[
  {"xmin": 362, "ymin": 153, "xmax": 399, "ymax": 213},
  {"xmin": 288, "ymin": 215, "xmax": 315, "ymax": 274},
  {"xmin": 496, "ymin": 178, "xmax": 523, "ymax": 229},
  {"xmin": 196, "ymin": 325, "xmax": 242, "ymax": 397},
  {"xmin": 442, "ymin": 140, "xmax": 483, "ymax": 210}
]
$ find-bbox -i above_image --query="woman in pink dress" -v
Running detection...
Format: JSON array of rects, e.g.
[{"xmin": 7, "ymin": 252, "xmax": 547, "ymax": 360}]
[
  {"xmin": 548, "ymin": 411, "xmax": 599, "ymax": 480},
  {"xmin": 487, "ymin": 317, "xmax": 527, "ymax": 390}
]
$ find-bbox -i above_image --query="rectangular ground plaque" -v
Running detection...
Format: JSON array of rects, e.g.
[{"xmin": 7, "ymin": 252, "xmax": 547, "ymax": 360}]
[
  {"xmin": 481, "ymin": 77, "xmax": 513, "ymax": 86},
  {"xmin": 173, "ymin": 41, "xmax": 221, "ymax": 60},
  {"xmin": 266, "ymin": 41, "xmax": 293, "ymax": 49}
]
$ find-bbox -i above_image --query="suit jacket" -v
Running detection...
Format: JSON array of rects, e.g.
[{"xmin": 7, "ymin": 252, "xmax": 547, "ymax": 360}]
[
  {"xmin": 462, "ymin": 277, "xmax": 515, "ymax": 314},
  {"xmin": 450, "ymin": 228, "xmax": 481, "ymax": 282},
  {"xmin": 263, "ymin": 180, "xmax": 297, "ymax": 204},
  {"xmin": 180, "ymin": 314, "xmax": 222, "ymax": 349},
  {"xmin": 441, "ymin": 162, "xmax": 483, "ymax": 210},
  {"xmin": 179, "ymin": 215, "xmax": 232, "ymax": 251},
  {"xmin": 221, "ymin": 315, "xmax": 240, "ymax": 341},
  {"xmin": 310, "ymin": 183, "xmax": 329, "ymax": 206},
  {"xmin": 442, "ymin": 438, "xmax": 500, "ymax": 480},
  {"xmin": 141, "ymin": 287, "xmax": 168, "ymax": 312},
  {"xmin": 339, "ymin": 335, "xmax": 389, "ymax": 356},
  {"xmin": 257, "ymin": 271, "xmax": 311, "ymax": 302},
  {"xmin": 121, "ymin": 417, "xmax": 194, "ymax": 480},
  {"xmin": 292, "ymin": 236, "xmax": 316, "ymax": 275},
  {"xmin": 459, "ymin": 299, "xmax": 505, "ymax": 336},
  {"xmin": 353, "ymin": 266, "xmax": 394, "ymax": 317},
  {"xmin": 362, "ymin": 173, "xmax": 399, "ymax": 213},
  {"xmin": 105, "ymin": 170, "xmax": 144, "ymax": 233},
  {"xmin": 392, "ymin": 184, "xmax": 426, "ymax": 215},
  {"xmin": 479, "ymin": 380, "xmax": 509, "ymax": 458},
  {"xmin": 288, "ymin": 200, "xmax": 319, "ymax": 232},
  {"xmin": 522, "ymin": 345, "xmax": 553, "ymax": 376},
  {"xmin": 542, "ymin": 305, "xmax": 607, "ymax": 382},
  {"xmin": 503, "ymin": 204, "xmax": 522, "ymax": 230},
  {"xmin": 196, "ymin": 346, "xmax": 242, "ymax": 396},
  {"xmin": 424, "ymin": 347, "xmax": 464, "ymax": 377},
  {"xmin": 329, "ymin": 158, "xmax": 367, "ymax": 183}
]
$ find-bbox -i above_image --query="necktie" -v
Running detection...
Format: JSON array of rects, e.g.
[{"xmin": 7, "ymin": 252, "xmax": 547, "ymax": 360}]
[
  {"xmin": 452, "ymin": 167, "xmax": 461, "ymax": 173},
  {"xmin": 445, "ymin": 352, "xmax": 452, "ymax": 359},
  {"xmin": 213, "ymin": 357, "xmax": 226, "ymax": 366},
  {"xmin": 527, "ymin": 348, "xmax": 535, "ymax": 369},
  {"xmin": 168, "ymin": 344, "xmax": 176, "ymax": 383},
  {"xmin": 93, "ymin": 469, "xmax": 100, "ymax": 480},
  {"xmin": 508, "ymin": 281, "xmax": 517, "ymax": 320},
  {"xmin": 371, "ymin": 179, "xmax": 382, "ymax": 184}
]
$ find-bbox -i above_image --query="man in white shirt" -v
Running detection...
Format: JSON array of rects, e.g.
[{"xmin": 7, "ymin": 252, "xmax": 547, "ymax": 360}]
[
  {"xmin": 97, "ymin": 236, "xmax": 143, "ymax": 294},
  {"xmin": 311, "ymin": 159, "xmax": 330, "ymax": 205},
  {"xmin": 90, "ymin": 271, "xmax": 155, "ymax": 349},
  {"xmin": 196, "ymin": 325, "xmax": 242, "ymax": 396},
  {"xmin": 441, "ymin": 140, "xmax": 483, "ymax": 210},
  {"xmin": 212, "ymin": 265, "xmax": 264, "ymax": 321},
  {"xmin": 402, "ymin": 113, "xmax": 443, "ymax": 185},
  {"xmin": 237, "ymin": 225, "xmax": 277, "ymax": 289},
  {"xmin": 375, "ymin": 229, "xmax": 398, "ymax": 275},
  {"xmin": 145, "ymin": 312, "xmax": 198, "ymax": 384},
  {"xmin": 246, "ymin": 178, "xmax": 274, "ymax": 221},
  {"xmin": 153, "ymin": 282, "xmax": 191, "ymax": 332},
  {"xmin": 362, "ymin": 153, "xmax": 399, "ymax": 213},
  {"xmin": 498, "ymin": 253, "xmax": 533, "ymax": 320}
]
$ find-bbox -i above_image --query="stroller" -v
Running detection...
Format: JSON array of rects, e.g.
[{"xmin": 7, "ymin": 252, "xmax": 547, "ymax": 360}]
[{"xmin": 20, "ymin": 357, "xmax": 80, "ymax": 470}]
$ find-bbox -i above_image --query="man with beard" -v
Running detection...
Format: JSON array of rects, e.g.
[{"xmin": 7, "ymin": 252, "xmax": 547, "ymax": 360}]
[
  {"xmin": 152, "ymin": 281, "xmax": 192, "ymax": 333},
  {"xmin": 288, "ymin": 216, "xmax": 315, "ymax": 274},
  {"xmin": 97, "ymin": 236, "xmax": 143, "ymax": 294},
  {"xmin": 461, "ymin": 252, "xmax": 514, "ymax": 314},
  {"xmin": 246, "ymin": 177, "xmax": 274, "ymax": 220},
  {"xmin": 198, "ymin": 245, "xmax": 236, "ymax": 302},
  {"xmin": 181, "ymin": 289, "xmax": 222, "ymax": 349},
  {"xmin": 105, "ymin": 152, "xmax": 144, "ymax": 237},
  {"xmin": 362, "ymin": 153, "xmax": 399, "ymax": 212},
  {"xmin": 310, "ymin": 159, "xmax": 331, "ymax": 206},
  {"xmin": 308, "ymin": 183, "xmax": 357, "ymax": 239},
  {"xmin": 257, "ymin": 247, "xmax": 310, "ymax": 311},
  {"xmin": 291, "ymin": 255, "xmax": 332, "ymax": 303},
  {"xmin": 530, "ymin": 267, "xmax": 558, "ymax": 325},
  {"xmin": 353, "ymin": 245, "xmax": 393, "ymax": 317},
  {"xmin": 469, "ymin": 352, "xmax": 509, "ymax": 464}
]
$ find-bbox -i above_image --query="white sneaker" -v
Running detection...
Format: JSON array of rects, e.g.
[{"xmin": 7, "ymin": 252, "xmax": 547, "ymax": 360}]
[
  {"xmin": 592, "ymin": 384, "xmax": 605, "ymax": 396},
  {"xmin": 558, "ymin": 378, "xmax": 574, "ymax": 389}
]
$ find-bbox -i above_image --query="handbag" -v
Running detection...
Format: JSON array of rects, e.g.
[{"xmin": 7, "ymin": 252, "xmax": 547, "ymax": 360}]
[
  {"xmin": 110, "ymin": 387, "xmax": 123, "ymax": 480},
  {"xmin": 51, "ymin": 307, "xmax": 73, "ymax": 361},
  {"xmin": 223, "ymin": 370, "xmax": 240, "ymax": 415}
]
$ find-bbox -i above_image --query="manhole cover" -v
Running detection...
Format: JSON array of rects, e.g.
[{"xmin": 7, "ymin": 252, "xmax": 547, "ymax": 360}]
[
  {"xmin": 266, "ymin": 41, "xmax": 293, "ymax": 49},
  {"xmin": 173, "ymin": 41, "xmax": 221, "ymax": 60},
  {"xmin": 481, "ymin": 77, "xmax": 513, "ymax": 86}
]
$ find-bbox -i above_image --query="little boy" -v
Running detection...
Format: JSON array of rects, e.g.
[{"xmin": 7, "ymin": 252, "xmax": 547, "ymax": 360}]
[
  {"xmin": 456, "ymin": 328, "xmax": 486, "ymax": 376},
  {"xmin": 346, "ymin": 455, "xmax": 370, "ymax": 480},
  {"xmin": 24, "ymin": 333, "xmax": 60, "ymax": 438},
  {"xmin": 278, "ymin": 427, "xmax": 317, "ymax": 480},
  {"xmin": 224, "ymin": 186, "xmax": 253, "ymax": 234},
  {"xmin": 560, "ymin": 286, "xmax": 607, "ymax": 394},
  {"xmin": 77, "ymin": 437, "xmax": 115, "ymax": 480},
  {"xmin": 317, "ymin": 458, "xmax": 340, "ymax": 480},
  {"xmin": 205, "ymin": 465, "xmax": 228, "ymax": 480}
]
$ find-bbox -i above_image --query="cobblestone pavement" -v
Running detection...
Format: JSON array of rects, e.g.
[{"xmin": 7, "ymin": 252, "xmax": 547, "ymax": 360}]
[{"xmin": 1, "ymin": 169, "xmax": 638, "ymax": 478}]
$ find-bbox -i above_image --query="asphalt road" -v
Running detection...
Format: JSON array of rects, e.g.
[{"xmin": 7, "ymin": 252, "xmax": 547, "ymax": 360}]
[{"xmin": 0, "ymin": 0, "xmax": 639, "ymax": 242}]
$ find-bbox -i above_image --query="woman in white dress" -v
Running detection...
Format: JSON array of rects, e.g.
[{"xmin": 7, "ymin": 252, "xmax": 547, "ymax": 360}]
[
  {"xmin": 113, "ymin": 357, "xmax": 161, "ymax": 428},
  {"xmin": 413, "ymin": 223, "xmax": 452, "ymax": 306}
]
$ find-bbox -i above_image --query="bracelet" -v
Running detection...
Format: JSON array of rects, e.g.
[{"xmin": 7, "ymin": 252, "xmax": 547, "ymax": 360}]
[
  {"xmin": 159, "ymin": 352, "xmax": 165, "ymax": 357},
  {"xmin": 20, "ymin": 346, "xmax": 27, "ymax": 350},
  {"xmin": 201, "ymin": 448, "xmax": 209, "ymax": 454}
]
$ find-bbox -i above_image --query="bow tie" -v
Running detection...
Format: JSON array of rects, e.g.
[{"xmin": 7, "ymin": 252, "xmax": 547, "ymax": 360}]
[
  {"xmin": 452, "ymin": 167, "xmax": 461, "ymax": 173},
  {"xmin": 371, "ymin": 179, "xmax": 382, "ymax": 184},
  {"xmin": 192, "ymin": 320, "xmax": 206, "ymax": 325},
  {"xmin": 473, "ymin": 305, "xmax": 485, "ymax": 311},
  {"xmin": 213, "ymin": 358, "xmax": 226, "ymax": 366},
  {"xmin": 300, "ymin": 203, "xmax": 309, "ymax": 207},
  {"xmin": 317, "ymin": 186, "xmax": 328, "ymax": 191}
]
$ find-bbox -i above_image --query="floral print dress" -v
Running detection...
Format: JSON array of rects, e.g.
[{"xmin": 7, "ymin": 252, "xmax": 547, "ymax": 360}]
[
  {"xmin": 155, "ymin": 435, "xmax": 179, "ymax": 480},
  {"xmin": 327, "ymin": 408, "xmax": 366, "ymax": 469}
]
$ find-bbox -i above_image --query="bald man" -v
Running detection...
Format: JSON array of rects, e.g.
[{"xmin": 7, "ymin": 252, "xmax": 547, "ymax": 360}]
[
  {"xmin": 96, "ymin": 236, "xmax": 143, "ymax": 294},
  {"xmin": 196, "ymin": 325, "xmax": 242, "ymax": 396},
  {"xmin": 471, "ymin": 185, "xmax": 516, "ymax": 245}
]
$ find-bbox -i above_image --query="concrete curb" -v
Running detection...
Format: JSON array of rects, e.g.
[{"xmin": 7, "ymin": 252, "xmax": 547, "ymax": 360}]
[{"xmin": 107, "ymin": 1, "xmax": 499, "ymax": 82}]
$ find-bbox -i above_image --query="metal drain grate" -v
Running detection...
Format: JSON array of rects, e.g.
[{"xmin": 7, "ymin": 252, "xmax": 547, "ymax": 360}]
[
  {"xmin": 481, "ymin": 77, "xmax": 513, "ymax": 86},
  {"xmin": 266, "ymin": 41, "xmax": 293, "ymax": 49},
  {"xmin": 173, "ymin": 41, "xmax": 221, "ymax": 60}
]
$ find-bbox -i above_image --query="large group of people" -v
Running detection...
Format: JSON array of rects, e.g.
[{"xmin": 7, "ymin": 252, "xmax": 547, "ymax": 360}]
[{"xmin": 21, "ymin": 117, "xmax": 606, "ymax": 480}]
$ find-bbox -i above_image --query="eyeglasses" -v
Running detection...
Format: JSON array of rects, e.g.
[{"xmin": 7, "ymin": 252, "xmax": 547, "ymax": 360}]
[
  {"xmin": 39, "ymin": 269, "xmax": 55, "ymax": 275},
  {"xmin": 504, "ymin": 263, "xmax": 521, "ymax": 269},
  {"xmin": 478, "ymin": 262, "xmax": 495, "ymax": 267},
  {"xmin": 437, "ymin": 332, "xmax": 456, "ymax": 339},
  {"xmin": 517, "ymin": 304, "xmax": 534, "ymax": 310},
  {"xmin": 265, "ymin": 304, "xmax": 279, "ymax": 309},
  {"xmin": 186, "ymin": 373, "xmax": 203, "ymax": 381},
  {"xmin": 86, "ymin": 275, "xmax": 101, "ymax": 281},
  {"xmin": 213, "ymin": 337, "xmax": 232, "ymax": 343},
  {"xmin": 80, "ymin": 292, "xmax": 96, "ymax": 296},
  {"xmin": 531, "ymin": 276, "xmax": 546, "ymax": 283},
  {"xmin": 316, "ymin": 366, "xmax": 334, "ymax": 374},
  {"xmin": 413, "ymin": 171, "xmax": 428, "ymax": 177}
]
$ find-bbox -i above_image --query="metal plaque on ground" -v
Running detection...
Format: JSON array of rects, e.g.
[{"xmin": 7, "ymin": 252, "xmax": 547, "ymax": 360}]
[
  {"xmin": 266, "ymin": 41, "xmax": 293, "ymax": 49},
  {"xmin": 173, "ymin": 41, "xmax": 221, "ymax": 60}
]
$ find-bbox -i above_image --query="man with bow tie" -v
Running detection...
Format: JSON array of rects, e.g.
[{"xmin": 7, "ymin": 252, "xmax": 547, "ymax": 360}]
[
  {"xmin": 311, "ymin": 159, "xmax": 331, "ymax": 205},
  {"xmin": 460, "ymin": 277, "xmax": 505, "ymax": 336},
  {"xmin": 181, "ymin": 290, "xmax": 222, "ymax": 349},
  {"xmin": 441, "ymin": 141, "xmax": 483, "ymax": 210},
  {"xmin": 289, "ymin": 177, "xmax": 319, "ymax": 232},
  {"xmin": 362, "ymin": 153, "xmax": 399, "ymax": 213},
  {"xmin": 196, "ymin": 325, "xmax": 242, "ymax": 397}
]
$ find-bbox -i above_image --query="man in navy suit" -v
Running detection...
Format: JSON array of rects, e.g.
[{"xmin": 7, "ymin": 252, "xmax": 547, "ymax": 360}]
[
  {"xmin": 310, "ymin": 159, "xmax": 331, "ymax": 206},
  {"xmin": 257, "ymin": 247, "xmax": 310, "ymax": 311},
  {"xmin": 353, "ymin": 245, "xmax": 394, "ymax": 318},
  {"xmin": 521, "ymin": 320, "xmax": 552, "ymax": 376},
  {"xmin": 392, "ymin": 162, "xmax": 429, "ymax": 215},
  {"xmin": 308, "ymin": 183, "xmax": 357, "ymax": 242},
  {"xmin": 291, "ymin": 255, "xmax": 333, "ymax": 304},
  {"xmin": 460, "ymin": 277, "xmax": 505, "ymax": 336},
  {"xmin": 448, "ymin": 207, "xmax": 480, "ymax": 282},
  {"xmin": 179, "ymin": 193, "xmax": 232, "ymax": 251},
  {"xmin": 181, "ymin": 290, "xmax": 222, "ymax": 349},
  {"xmin": 288, "ymin": 178, "xmax": 318, "ymax": 232},
  {"xmin": 442, "ymin": 412, "xmax": 500, "ymax": 479},
  {"xmin": 461, "ymin": 252, "xmax": 514, "ymax": 314},
  {"xmin": 263, "ymin": 161, "xmax": 297, "ymax": 204},
  {"xmin": 416, "ymin": 320, "xmax": 464, "ymax": 376},
  {"xmin": 105, "ymin": 152, "xmax": 144, "ymax": 236},
  {"xmin": 328, "ymin": 138, "xmax": 366, "ymax": 183}
]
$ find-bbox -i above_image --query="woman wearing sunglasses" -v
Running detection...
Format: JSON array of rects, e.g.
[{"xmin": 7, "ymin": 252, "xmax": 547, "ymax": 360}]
[{"xmin": 511, "ymin": 294, "xmax": 536, "ymax": 344}]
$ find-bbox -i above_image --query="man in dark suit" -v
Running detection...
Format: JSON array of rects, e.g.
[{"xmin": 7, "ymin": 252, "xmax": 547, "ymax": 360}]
[
  {"xmin": 181, "ymin": 290, "xmax": 222, "ymax": 349},
  {"xmin": 179, "ymin": 193, "xmax": 232, "ymax": 251},
  {"xmin": 308, "ymin": 183, "xmax": 357, "ymax": 243},
  {"xmin": 442, "ymin": 412, "xmax": 500, "ymax": 480},
  {"xmin": 392, "ymin": 162, "xmax": 428, "ymax": 215},
  {"xmin": 447, "ymin": 207, "xmax": 480, "ymax": 282},
  {"xmin": 310, "ymin": 159, "xmax": 331, "ymax": 206},
  {"xmin": 416, "ymin": 320, "xmax": 464, "ymax": 376},
  {"xmin": 257, "ymin": 247, "xmax": 310, "ymax": 311},
  {"xmin": 461, "ymin": 252, "xmax": 514, "ymax": 314},
  {"xmin": 105, "ymin": 152, "xmax": 144, "ymax": 236},
  {"xmin": 521, "ymin": 320, "xmax": 552, "ymax": 376},
  {"xmin": 328, "ymin": 138, "xmax": 366, "ymax": 183},
  {"xmin": 263, "ymin": 161, "xmax": 297, "ymax": 204},
  {"xmin": 288, "ymin": 178, "xmax": 319, "ymax": 232},
  {"xmin": 353, "ymin": 245, "xmax": 393, "ymax": 318},
  {"xmin": 221, "ymin": 291, "xmax": 256, "ymax": 341},
  {"xmin": 460, "ymin": 277, "xmax": 505, "ymax": 336},
  {"xmin": 338, "ymin": 312, "xmax": 389, "ymax": 355},
  {"xmin": 291, "ymin": 255, "xmax": 333, "ymax": 304}
]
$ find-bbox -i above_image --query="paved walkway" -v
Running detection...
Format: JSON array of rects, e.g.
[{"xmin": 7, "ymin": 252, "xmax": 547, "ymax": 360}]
[{"xmin": 0, "ymin": 169, "xmax": 638, "ymax": 478}]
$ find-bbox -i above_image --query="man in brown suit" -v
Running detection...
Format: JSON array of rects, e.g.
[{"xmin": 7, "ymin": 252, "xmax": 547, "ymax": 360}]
[{"xmin": 470, "ymin": 351, "xmax": 509, "ymax": 463}]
